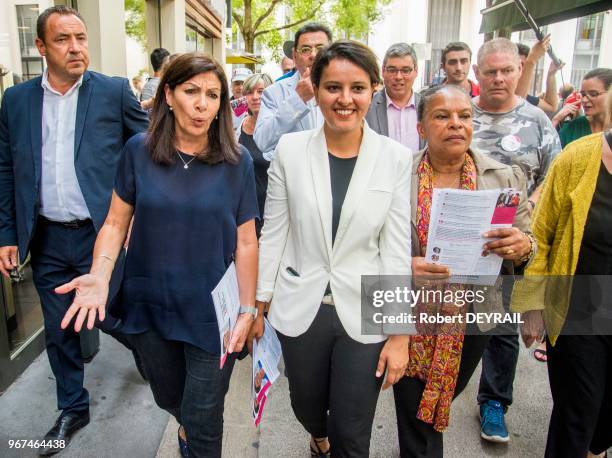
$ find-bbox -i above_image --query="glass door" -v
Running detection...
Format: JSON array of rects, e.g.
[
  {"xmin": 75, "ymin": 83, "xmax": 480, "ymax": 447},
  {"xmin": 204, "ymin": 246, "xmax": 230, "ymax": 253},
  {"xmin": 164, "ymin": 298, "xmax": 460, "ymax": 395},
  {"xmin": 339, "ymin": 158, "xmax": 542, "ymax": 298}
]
[{"xmin": 0, "ymin": 257, "xmax": 45, "ymax": 393}]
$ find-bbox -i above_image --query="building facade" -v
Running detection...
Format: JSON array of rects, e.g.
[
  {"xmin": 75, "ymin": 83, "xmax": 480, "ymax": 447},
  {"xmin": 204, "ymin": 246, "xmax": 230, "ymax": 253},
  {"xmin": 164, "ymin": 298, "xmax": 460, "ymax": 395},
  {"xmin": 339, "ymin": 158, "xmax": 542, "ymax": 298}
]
[
  {"xmin": 368, "ymin": 0, "xmax": 486, "ymax": 90},
  {"xmin": 368, "ymin": 0, "xmax": 611, "ymax": 93},
  {"xmin": 512, "ymin": 11, "xmax": 612, "ymax": 94}
]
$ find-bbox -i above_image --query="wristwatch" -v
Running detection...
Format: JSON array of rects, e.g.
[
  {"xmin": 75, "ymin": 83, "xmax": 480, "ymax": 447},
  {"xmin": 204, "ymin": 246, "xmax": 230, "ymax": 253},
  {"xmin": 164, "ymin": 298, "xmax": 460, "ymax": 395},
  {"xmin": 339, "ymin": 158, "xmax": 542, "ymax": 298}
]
[{"xmin": 239, "ymin": 306, "xmax": 258, "ymax": 320}]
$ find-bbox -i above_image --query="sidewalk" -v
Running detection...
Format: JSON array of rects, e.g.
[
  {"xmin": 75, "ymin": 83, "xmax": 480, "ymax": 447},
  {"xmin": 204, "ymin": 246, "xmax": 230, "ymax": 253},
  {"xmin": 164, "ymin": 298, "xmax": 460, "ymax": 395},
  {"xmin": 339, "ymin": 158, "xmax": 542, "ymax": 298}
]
[
  {"xmin": 159, "ymin": 344, "xmax": 554, "ymax": 458},
  {"xmin": 0, "ymin": 333, "xmax": 168, "ymax": 458},
  {"xmin": 1, "ymin": 332, "xmax": 607, "ymax": 458}
]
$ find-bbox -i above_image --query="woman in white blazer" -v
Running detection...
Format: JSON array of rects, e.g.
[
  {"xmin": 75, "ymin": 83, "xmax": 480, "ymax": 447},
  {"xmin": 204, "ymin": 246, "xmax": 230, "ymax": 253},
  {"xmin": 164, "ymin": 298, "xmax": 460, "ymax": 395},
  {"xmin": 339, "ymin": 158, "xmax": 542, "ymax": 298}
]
[{"xmin": 253, "ymin": 41, "xmax": 413, "ymax": 457}]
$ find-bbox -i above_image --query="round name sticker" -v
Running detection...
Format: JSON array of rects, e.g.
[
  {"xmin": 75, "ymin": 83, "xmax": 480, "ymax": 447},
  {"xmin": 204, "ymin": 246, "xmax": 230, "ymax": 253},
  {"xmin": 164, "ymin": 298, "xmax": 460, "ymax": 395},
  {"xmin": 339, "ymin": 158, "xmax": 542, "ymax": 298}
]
[{"xmin": 501, "ymin": 135, "xmax": 521, "ymax": 152}]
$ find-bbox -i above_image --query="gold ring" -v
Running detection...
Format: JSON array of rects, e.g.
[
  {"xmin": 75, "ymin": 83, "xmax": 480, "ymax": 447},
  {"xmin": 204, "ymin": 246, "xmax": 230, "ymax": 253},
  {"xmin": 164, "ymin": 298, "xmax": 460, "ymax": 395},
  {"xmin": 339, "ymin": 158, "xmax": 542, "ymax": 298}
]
[{"xmin": 506, "ymin": 248, "xmax": 514, "ymax": 255}]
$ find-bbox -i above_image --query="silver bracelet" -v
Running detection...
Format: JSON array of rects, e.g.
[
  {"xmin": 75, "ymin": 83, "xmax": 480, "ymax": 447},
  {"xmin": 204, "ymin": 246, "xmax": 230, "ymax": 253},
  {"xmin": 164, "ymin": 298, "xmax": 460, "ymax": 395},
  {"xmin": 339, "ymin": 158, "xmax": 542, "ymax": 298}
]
[{"xmin": 98, "ymin": 254, "xmax": 115, "ymax": 263}]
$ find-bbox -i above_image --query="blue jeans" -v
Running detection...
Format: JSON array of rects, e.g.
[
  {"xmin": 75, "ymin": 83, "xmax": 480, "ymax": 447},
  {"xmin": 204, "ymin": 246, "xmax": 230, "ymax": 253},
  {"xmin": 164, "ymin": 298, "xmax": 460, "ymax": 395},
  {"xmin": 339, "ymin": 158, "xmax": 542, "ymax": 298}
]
[
  {"xmin": 477, "ymin": 275, "xmax": 518, "ymax": 408},
  {"xmin": 127, "ymin": 330, "xmax": 236, "ymax": 458}
]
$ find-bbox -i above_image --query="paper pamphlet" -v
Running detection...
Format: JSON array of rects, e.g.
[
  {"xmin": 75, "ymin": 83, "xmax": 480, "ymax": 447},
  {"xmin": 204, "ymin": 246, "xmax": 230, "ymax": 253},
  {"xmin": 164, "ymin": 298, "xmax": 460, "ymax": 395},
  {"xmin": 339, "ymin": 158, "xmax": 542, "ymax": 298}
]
[
  {"xmin": 252, "ymin": 319, "xmax": 282, "ymax": 426},
  {"xmin": 211, "ymin": 262, "xmax": 241, "ymax": 369},
  {"xmin": 424, "ymin": 188, "xmax": 519, "ymax": 285}
]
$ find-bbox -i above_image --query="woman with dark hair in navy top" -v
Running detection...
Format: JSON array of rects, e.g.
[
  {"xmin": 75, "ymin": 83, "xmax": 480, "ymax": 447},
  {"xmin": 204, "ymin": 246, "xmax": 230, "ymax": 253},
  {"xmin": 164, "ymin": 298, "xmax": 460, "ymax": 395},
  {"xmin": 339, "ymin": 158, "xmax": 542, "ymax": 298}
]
[{"xmin": 56, "ymin": 53, "xmax": 259, "ymax": 458}]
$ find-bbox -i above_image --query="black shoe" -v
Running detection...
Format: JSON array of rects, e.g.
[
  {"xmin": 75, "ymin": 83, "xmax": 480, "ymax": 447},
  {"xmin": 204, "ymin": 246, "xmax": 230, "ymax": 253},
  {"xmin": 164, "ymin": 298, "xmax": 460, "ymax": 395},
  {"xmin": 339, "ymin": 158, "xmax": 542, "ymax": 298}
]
[
  {"xmin": 38, "ymin": 411, "xmax": 90, "ymax": 456},
  {"xmin": 178, "ymin": 425, "xmax": 188, "ymax": 458}
]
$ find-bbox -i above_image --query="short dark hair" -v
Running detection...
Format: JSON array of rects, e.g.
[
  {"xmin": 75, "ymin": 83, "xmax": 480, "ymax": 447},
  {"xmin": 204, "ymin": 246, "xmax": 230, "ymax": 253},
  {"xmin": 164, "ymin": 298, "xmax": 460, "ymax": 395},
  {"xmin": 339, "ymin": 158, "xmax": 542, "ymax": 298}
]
[
  {"xmin": 441, "ymin": 42, "xmax": 472, "ymax": 64},
  {"xmin": 584, "ymin": 67, "xmax": 612, "ymax": 91},
  {"xmin": 516, "ymin": 43, "xmax": 531, "ymax": 58},
  {"xmin": 417, "ymin": 84, "xmax": 471, "ymax": 121},
  {"xmin": 311, "ymin": 40, "xmax": 381, "ymax": 88},
  {"xmin": 294, "ymin": 23, "xmax": 333, "ymax": 49},
  {"xmin": 147, "ymin": 53, "xmax": 240, "ymax": 166},
  {"xmin": 383, "ymin": 43, "xmax": 417, "ymax": 69},
  {"xmin": 150, "ymin": 48, "xmax": 170, "ymax": 72},
  {"xmin": 36, "ymin": 5, "xmax": 86, "ymax": 42}
]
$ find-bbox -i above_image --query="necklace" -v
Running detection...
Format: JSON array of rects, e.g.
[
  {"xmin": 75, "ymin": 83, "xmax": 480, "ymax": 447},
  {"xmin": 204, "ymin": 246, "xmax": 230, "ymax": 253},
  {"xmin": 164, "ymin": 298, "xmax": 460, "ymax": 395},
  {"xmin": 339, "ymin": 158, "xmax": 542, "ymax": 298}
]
[
  {"xmin": 176, "ymin": 151, "xmax": 198, "ymax": 169},
  {"xmin": 433, "ymin": 172, "xmax": 460, "ymax": 188}
]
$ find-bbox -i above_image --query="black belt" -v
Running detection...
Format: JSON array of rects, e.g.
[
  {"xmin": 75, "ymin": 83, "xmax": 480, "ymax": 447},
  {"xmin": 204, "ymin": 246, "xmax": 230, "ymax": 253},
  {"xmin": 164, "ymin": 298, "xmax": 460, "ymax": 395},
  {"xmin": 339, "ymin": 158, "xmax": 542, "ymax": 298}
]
[{"xmin": 39, "ymin": 216, "xmax": 92, "ymax": 229}]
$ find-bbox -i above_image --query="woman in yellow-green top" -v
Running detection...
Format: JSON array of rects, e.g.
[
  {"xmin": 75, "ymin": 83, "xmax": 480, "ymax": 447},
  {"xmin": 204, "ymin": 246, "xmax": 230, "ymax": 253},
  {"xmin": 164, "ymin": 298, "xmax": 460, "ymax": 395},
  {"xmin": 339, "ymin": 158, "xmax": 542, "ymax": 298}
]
[{"xmin": 512, "ymin": 88, "xmax": 612, "ymax": 458}]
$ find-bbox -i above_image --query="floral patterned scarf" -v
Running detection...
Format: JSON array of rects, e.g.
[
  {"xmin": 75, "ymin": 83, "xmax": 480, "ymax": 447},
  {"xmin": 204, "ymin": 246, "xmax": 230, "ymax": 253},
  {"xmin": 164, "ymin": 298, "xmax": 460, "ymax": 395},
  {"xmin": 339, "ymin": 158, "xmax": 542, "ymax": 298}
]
[{"xmin": 408, "ymin": 151, "xmax": 477, "ymax": 432}]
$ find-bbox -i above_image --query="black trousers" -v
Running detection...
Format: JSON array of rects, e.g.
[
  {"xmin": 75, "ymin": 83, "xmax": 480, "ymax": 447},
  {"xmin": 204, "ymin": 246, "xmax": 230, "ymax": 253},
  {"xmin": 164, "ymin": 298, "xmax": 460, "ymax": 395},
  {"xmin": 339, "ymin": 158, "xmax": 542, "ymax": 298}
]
[
  {"xmin": 277, "ymin": 304, "xmax": 385, "ymax": 458},
  {"xmin": 545, "ymin": 334, "xmax": 612, "ymax": 457},
  {"xmin": 393, "ymin": 333, "xmax": 490, "ymax": 458}
]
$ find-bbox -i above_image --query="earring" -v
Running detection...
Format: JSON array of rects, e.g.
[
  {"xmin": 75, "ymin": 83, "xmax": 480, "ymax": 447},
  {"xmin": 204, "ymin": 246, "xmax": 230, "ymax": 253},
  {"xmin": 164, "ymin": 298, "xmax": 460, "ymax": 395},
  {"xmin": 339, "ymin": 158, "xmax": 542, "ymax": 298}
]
[
  {"xmin": 169, "ymin": 106, "xmax": 173, "ymax": 111},
  {"xmin": 215, "ymin": 114, "xmax": 218, "ymax": 120}
]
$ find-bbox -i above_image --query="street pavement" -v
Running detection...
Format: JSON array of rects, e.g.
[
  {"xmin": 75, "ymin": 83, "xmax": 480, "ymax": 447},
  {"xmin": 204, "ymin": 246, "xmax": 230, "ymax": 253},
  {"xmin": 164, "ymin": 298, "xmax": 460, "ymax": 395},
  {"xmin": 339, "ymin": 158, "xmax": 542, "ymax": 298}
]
[
  {"xmin": 159, "ymin": 340, "xmax": 556, "ymax": 458},
  {"xmin": 1, "ymin": 332, "xmax": 608, "ymax": 458},
  {"xmin": 0, "ymin": 333, "xmax": 168, "ymax": 458}
]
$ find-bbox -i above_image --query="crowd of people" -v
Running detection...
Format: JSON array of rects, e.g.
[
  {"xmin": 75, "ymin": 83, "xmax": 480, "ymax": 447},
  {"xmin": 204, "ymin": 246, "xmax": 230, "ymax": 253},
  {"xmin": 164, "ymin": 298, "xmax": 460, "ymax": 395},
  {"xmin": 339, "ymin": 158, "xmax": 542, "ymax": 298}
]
[{"xmin": 0, "ymin": 5, "xmax": 611, "ymax": 458}]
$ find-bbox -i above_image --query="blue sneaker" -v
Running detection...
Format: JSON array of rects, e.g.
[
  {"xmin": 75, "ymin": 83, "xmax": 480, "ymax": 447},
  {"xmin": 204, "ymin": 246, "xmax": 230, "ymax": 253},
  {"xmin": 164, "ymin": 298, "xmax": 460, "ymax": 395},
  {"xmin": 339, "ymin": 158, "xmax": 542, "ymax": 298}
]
[{"xmin": 479, "ymin": 400, "xmax": 509, "ymax": 443}]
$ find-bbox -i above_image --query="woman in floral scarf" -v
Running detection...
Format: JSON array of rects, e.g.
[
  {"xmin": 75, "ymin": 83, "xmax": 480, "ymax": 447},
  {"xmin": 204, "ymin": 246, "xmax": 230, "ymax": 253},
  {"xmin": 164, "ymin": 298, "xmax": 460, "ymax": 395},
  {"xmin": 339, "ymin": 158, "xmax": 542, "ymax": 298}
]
[{"xmin": 393, "ymin": 84, "xmax": 534, "ymax": 457}]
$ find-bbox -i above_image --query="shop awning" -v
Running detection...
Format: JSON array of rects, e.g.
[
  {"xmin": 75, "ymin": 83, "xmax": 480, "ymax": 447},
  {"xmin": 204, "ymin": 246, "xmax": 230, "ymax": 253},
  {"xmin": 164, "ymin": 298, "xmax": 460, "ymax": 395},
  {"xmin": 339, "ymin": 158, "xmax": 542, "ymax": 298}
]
[
  {"xmin": 225, "ymin": 53, "xmax": 262, "ymax": 65},
  {"xmin": 480, "ymin": 0, "xmax": 612, "ymax": 34}
]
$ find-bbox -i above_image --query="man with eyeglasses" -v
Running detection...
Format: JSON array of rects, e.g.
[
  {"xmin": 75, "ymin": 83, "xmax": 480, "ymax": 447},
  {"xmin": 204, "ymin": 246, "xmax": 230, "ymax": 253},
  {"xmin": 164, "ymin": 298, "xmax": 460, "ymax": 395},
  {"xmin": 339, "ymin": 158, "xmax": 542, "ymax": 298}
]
[
  {"xmin": 366, "ymin": 43, "xmax": 425, "ymax": 152},
  {"xmin": 254, "ymin": 23, "xmax": 332, "ymax": 158}
]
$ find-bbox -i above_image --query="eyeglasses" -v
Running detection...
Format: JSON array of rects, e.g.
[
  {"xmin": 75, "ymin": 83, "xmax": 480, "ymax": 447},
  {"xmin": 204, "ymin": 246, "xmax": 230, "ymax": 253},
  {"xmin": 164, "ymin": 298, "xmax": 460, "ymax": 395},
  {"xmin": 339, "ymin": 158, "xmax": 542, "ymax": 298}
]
[
  {"xmin": 384, "ymin": 66, "xmax": 414, "ymax": 76},
  {"xmin": 297, "ymin": 45, "xmax": 326, "ymax": 56},
  {"xmin": 579, "ymin": 90, "xmax": 606, "ymax": 99}
]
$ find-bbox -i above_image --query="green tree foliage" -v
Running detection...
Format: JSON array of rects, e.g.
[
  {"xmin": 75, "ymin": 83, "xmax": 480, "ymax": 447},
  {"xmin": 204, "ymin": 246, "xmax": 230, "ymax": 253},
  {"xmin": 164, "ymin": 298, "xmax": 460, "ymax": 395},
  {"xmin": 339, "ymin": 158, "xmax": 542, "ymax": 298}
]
[
  {"xmin": 232, "ymin": 0, "xmax": 392, "ymax": 62},
  {"xmin": 125, "ymin": 0, "xmax": 146, "ymax": 47},
  {"xmin": 332, "ymin": 0, "xmax": 392, "ymax": 39}
]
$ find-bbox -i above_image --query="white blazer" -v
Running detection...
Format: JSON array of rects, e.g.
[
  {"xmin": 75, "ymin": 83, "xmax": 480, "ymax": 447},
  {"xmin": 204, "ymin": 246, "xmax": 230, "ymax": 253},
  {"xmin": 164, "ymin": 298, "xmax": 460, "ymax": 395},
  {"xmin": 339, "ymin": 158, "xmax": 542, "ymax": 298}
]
[{"xmin": 256, "ymin": 123, "xmax": 413, "ymax": 344}]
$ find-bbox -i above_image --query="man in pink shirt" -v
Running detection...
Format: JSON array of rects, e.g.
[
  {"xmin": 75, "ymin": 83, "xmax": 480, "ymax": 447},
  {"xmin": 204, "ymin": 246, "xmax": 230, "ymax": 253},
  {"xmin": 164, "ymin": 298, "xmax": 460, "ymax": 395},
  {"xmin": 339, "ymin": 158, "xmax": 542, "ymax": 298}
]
[{"xmin": 366, "ymin": 43, "xmax": 424, "ymax": 152}]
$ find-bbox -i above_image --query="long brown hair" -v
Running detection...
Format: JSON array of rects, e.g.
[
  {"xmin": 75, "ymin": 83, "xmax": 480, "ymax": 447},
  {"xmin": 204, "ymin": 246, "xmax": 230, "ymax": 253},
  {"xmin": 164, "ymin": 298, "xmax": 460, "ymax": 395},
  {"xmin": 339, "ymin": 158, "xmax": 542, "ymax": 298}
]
[{"xmin": 147, "ymin": 52, "xmax": 240, "ymax": 165}]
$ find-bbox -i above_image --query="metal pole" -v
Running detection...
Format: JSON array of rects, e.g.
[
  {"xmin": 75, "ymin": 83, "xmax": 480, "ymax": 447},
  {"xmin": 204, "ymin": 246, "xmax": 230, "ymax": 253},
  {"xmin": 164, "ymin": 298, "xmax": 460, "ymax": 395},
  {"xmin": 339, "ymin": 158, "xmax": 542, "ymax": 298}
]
[{"xmin": 513, "ymin": 0, "xmax": 562, "ymax": 66}]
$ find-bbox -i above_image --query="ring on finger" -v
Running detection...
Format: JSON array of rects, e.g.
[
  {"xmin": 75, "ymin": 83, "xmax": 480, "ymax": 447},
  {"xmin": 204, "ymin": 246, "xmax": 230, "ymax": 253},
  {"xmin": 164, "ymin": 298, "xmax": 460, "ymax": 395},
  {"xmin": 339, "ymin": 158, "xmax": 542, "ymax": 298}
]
[{"xmin": 506, "ymin": 248, "xmax": 514, "ymax": 255}]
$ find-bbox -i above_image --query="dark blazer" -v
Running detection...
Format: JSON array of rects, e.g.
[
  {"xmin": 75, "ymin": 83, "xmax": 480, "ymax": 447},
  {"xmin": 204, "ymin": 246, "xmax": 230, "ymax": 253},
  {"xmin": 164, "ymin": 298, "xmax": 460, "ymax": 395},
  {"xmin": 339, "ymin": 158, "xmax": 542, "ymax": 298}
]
[
  {"xmin": 0, "ymin": 70, "xmax": 148, "ymax": 262},
  {"xmin": 365, "ymin": 89, "xmax": 426, "ymax": 151}
]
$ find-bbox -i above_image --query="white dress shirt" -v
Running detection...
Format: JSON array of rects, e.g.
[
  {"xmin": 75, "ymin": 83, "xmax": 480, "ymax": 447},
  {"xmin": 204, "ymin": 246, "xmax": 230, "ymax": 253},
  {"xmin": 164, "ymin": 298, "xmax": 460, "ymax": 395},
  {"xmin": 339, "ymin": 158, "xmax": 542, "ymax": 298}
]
[{"xmin": 39, "ymin": 71, "xmax": 91, "ymax": 222}]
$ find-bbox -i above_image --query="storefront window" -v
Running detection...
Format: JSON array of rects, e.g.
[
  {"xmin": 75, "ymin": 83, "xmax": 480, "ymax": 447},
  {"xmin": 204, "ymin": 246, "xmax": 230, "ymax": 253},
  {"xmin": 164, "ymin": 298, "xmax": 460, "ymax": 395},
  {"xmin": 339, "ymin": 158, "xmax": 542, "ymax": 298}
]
[
  {"xmin": 186, "ymin": 17, "xmax": 214, "ymax": 55},
  {"xmin": 16, "ymin": 4, "xmax": 44, "ymax": 81},
  {"xmin": 2, "ymin": 258, "xmax": 43, "ymax": 356},
  {"xmin": 186, "ymin": 26, "xmax": 198, "ymax": 52}
]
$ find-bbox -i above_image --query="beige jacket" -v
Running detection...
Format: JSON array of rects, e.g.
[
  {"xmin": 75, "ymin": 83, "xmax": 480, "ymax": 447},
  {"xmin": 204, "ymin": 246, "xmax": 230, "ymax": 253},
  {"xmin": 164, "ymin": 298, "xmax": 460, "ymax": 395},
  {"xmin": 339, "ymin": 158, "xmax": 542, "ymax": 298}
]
[{"xmin": 411, "ymin": 149, "xmax": 532, "ymax": 326}]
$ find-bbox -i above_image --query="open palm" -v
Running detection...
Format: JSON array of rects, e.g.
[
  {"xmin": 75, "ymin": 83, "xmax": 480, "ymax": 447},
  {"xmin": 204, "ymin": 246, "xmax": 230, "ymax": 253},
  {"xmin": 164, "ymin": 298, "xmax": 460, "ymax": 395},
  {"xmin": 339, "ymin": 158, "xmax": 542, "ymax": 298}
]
[{"xmin": 56, "ymin": 274, "xmax": 109, "ymax": 332}]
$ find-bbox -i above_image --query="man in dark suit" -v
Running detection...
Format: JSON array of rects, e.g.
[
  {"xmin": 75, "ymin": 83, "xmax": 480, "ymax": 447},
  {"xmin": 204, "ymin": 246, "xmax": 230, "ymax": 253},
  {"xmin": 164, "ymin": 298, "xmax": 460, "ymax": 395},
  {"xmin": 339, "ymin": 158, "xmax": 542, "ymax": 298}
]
[
  {"xmin": 366, "ymin": 43, "xmax": 425, "ymax": 152},
  {"xmin": 0, "ymin": 6, "xmax": 148, "ymax": 454}
]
